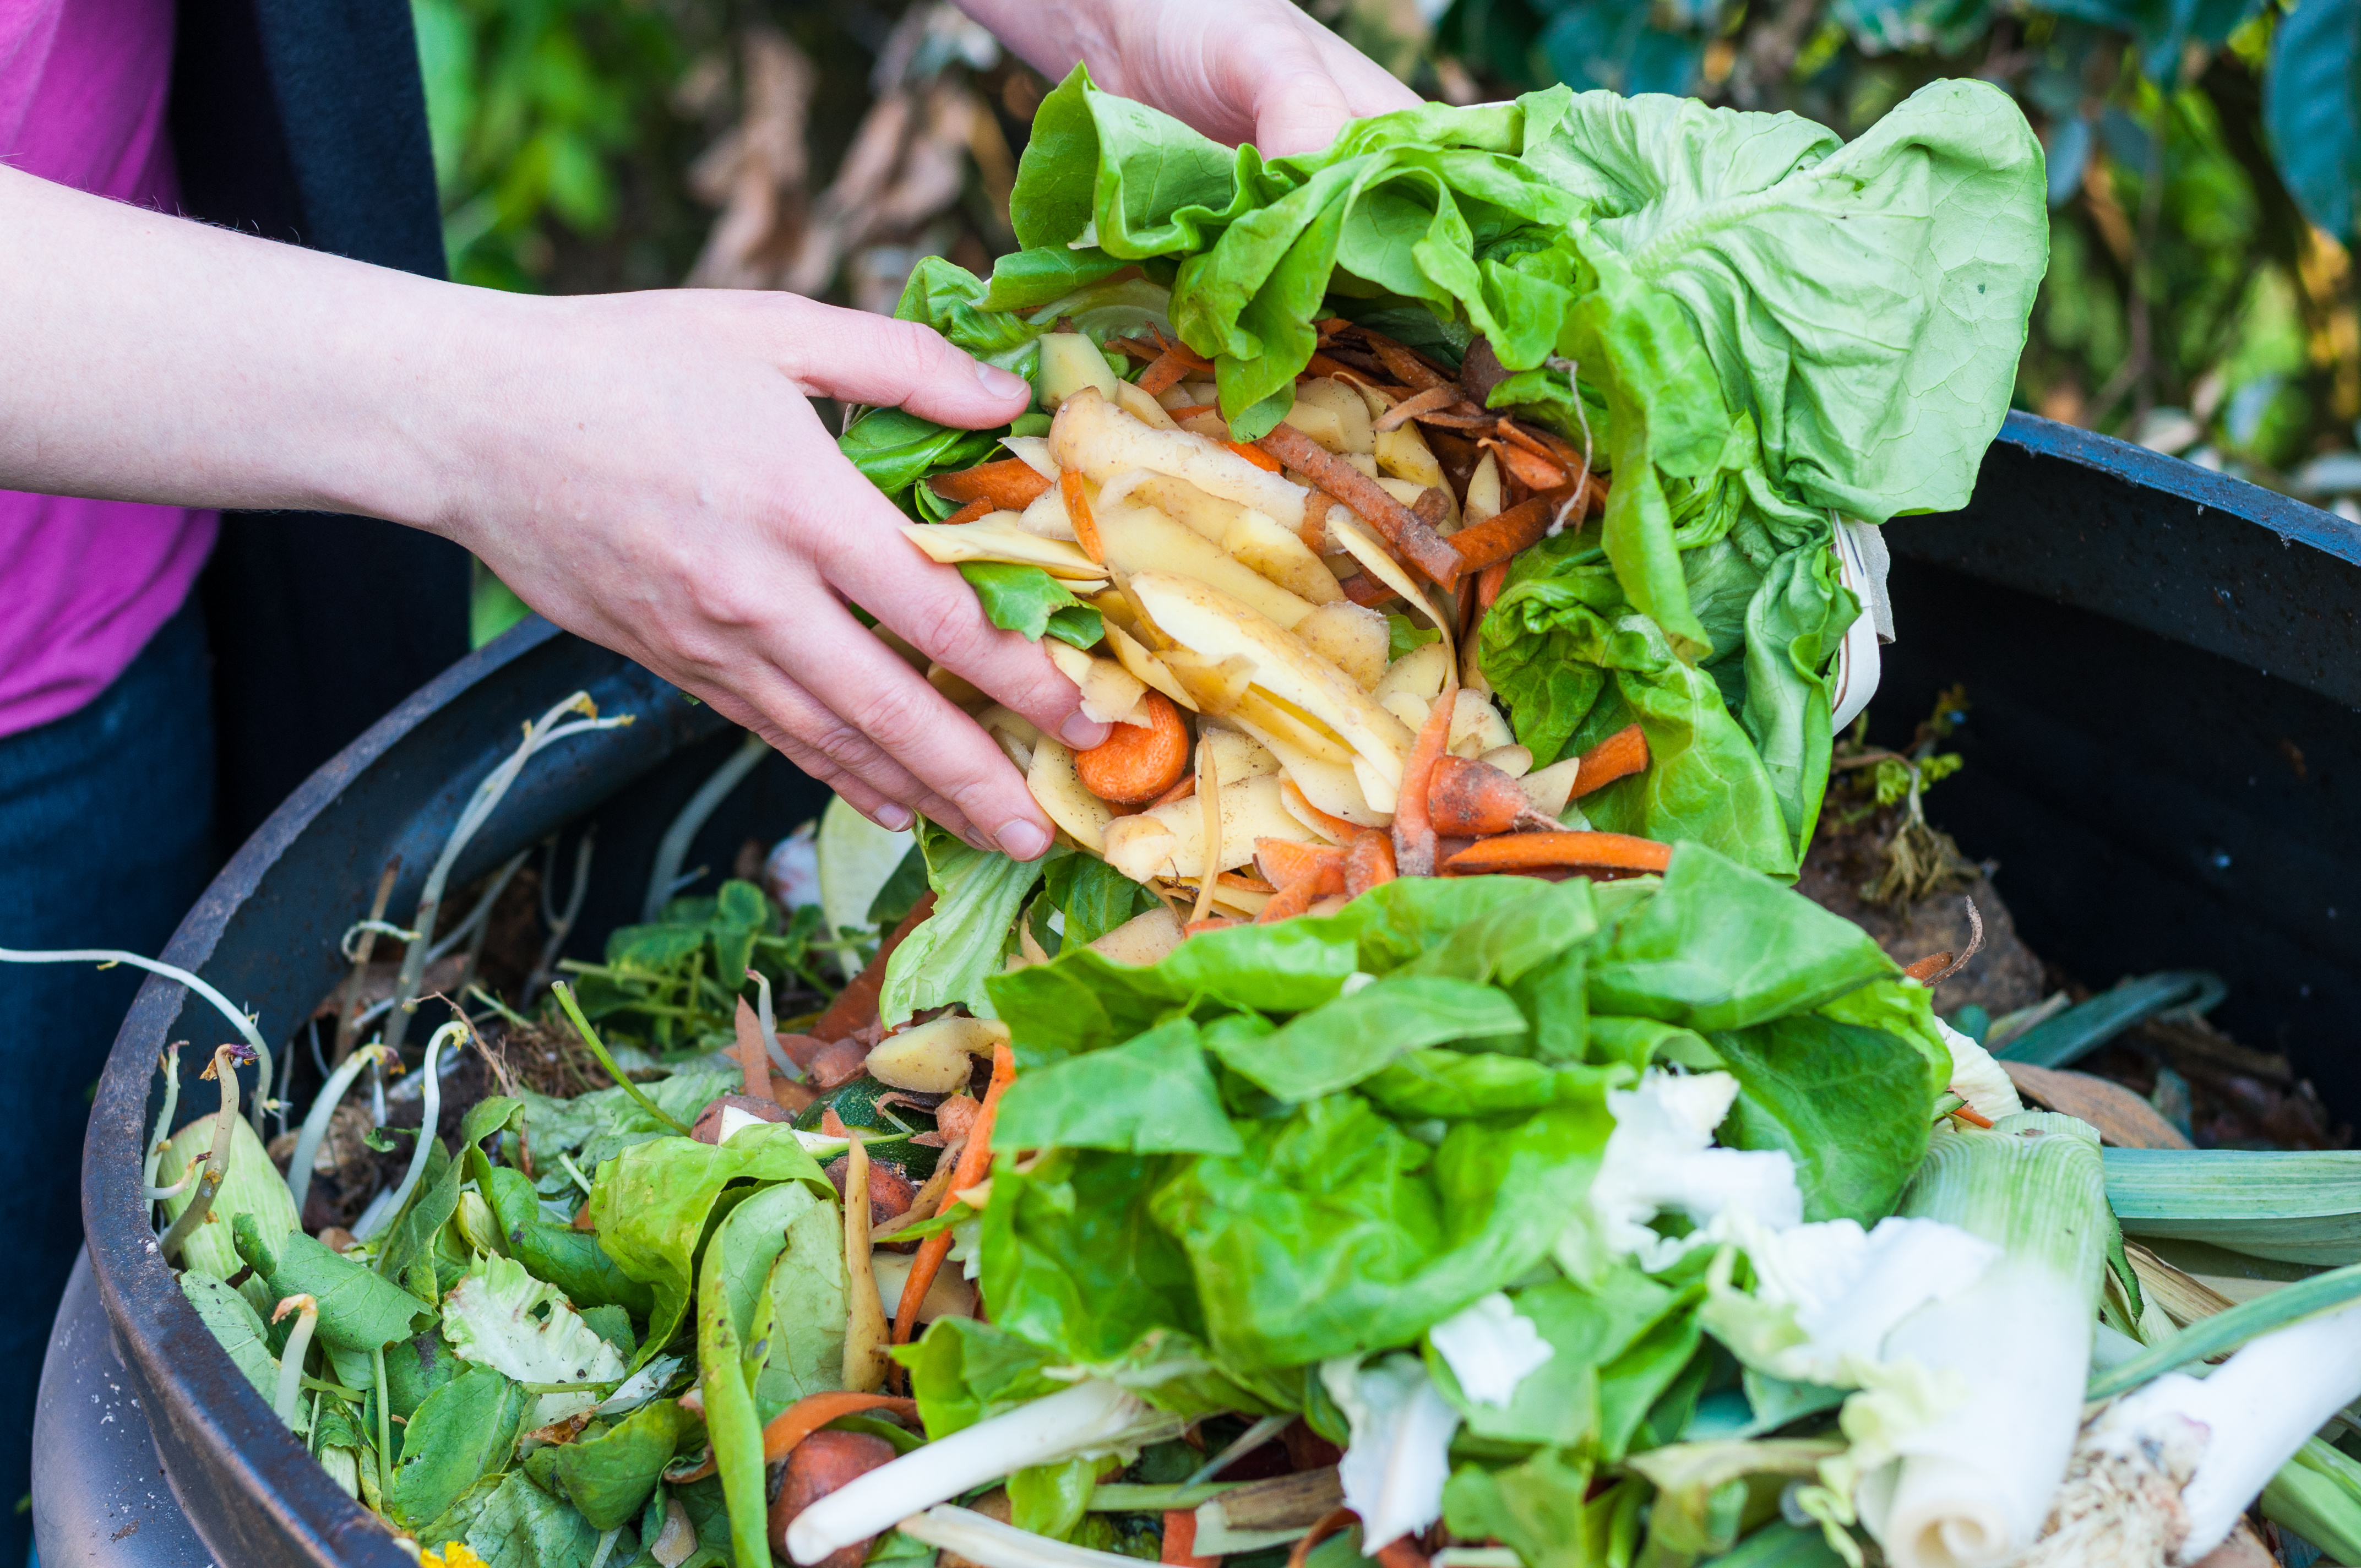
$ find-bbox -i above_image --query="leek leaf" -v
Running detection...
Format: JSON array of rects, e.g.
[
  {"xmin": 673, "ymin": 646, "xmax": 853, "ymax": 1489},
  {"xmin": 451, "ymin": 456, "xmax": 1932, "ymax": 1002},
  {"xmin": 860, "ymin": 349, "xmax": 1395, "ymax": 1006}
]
[
  {"xmin": 2104, "ymin": 1147, "xmax": 2361, "ymax": 1266},
  {"xmin": 2086, "ymin": 1260, "xmax": 2361, "ymax": 1400}
]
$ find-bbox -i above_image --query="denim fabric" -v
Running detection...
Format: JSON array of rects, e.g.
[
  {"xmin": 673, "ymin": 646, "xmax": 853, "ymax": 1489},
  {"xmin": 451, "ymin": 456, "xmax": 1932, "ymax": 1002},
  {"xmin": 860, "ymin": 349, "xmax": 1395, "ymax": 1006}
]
[{"xmin": 0, "ymin": 597, "xmax": 214, "ymax": 1562}]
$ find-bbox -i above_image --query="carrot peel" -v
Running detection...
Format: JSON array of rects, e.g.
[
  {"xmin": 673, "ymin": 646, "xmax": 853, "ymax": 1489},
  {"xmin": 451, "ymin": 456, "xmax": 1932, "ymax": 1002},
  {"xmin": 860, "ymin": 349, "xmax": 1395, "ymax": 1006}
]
[
  {"xmin": 1441, "ymin": 830, "xmax": 1672, "ymax": 876},
  {"xmin": 1573, "ymin": 723, "xmax": 1650, "ymax": 798},
  {"xmin": 1392, "ymin": 680, "xmax": 1458, "ymax": 878},
  {"xmin": 892, "ymin": 1042, "xmax": 1014, "ymax": 1352},
  {"xmin": 761, "ymin": 1392, "xmax": 919, "ymax": 1466},
  {"xmin": 1344, "ymin": 829, "xmax": 1397, "ymax": 897},
  {"xmin": 1062, "ymin": 470, "xmax": 1105, "ymax": 563}
]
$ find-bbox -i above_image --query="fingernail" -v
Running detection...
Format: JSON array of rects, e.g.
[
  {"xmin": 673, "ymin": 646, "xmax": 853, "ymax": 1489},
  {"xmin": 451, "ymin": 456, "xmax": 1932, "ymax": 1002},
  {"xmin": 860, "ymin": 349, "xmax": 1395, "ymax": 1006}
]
[
  {"xmin": 873, "ymin": 802, "xmax": 913, "ymax": 832},
  {"xmin": 997, "ymin": 820, "xmax": 1051, "ymax": 861},
  {"xmin": 1060, "ymin": 715, "xmax": 1111, "ymax": 749},
  {"xmin": 975, "ymin": 362, "xmax": 1030, "ymax": 401}
]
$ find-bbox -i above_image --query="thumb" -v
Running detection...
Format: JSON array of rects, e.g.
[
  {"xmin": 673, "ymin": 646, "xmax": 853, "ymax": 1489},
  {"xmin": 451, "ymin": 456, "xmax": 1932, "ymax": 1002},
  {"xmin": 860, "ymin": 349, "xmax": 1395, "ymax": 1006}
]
[
  {"xmin": 785, "ymin": 303, "xmax": 1032, "ymax": 428},
  {"xmin": 1245, "ymin": 53, "xmax": 1356, "ymax": 159}
]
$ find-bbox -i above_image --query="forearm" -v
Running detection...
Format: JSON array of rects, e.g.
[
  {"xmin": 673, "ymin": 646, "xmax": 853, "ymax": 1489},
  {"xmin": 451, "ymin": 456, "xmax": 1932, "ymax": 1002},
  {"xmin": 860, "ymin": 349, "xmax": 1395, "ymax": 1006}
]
[{"xmin": 0, "ymin": 163, "xmax": 492, "ymax": 524}]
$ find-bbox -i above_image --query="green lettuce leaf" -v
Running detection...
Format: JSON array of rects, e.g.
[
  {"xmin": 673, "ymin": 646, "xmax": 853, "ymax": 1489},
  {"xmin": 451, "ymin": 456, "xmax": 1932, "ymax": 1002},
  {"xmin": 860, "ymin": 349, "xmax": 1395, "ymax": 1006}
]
[
  {"xmin": 1425, "ymin": 1265, "xmax": 1683, "ymax": 1455},
  {"xmin": 1213, "ymin": 975, "xmax": 1529, "ymax": 1101},
  {"xmin": 980, "ymin": 1148, "xmax": 1204, "ymax": 1367},
  {"xmin": 453, "ymin": 1469, "xmax": 597, "ymax": 1568},
  {"xmin": 895, "ymin": 1316, "xmax": 1068, "ymax": 1439},
  {"xmin": 387, "ymin": 1365, "xmax": 528, "ymax": 1531},
  {"xmin": 880, "ymin": 826, "xmax": 1059, "ymax": 1025},
  {"xmin": 542, "ymin": 1400, "xmax": 698, "ymax": 1533},
  {"xmin": 1443, "ymin": 1450, "xmax": 1643, "ymax": 1568},
  {"xmin": 989, "ymin": 1019, "xmax": 1242, "ymax": 1155},
  {"xmin": 1040, "ymin": 852, "xmax": 1161, "ymax": 950},
  {"xmin": 232, "ymin": 1213, "xmax": 434, "ymax": 1353}
]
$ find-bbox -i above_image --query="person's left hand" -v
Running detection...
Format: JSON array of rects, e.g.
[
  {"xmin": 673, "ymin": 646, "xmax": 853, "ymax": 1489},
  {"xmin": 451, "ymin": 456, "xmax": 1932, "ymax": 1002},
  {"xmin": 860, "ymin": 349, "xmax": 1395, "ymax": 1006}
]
[{"xmin": 965, "ymin": 0, "xmax": 1424, "ymax": 158}]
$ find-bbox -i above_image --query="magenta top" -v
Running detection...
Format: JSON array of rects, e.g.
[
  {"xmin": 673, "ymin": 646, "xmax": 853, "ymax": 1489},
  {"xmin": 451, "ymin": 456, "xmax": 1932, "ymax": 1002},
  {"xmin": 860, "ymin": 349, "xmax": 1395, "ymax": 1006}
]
[{"xmin": 0, "ymin": 0, "xmax": 217, "ymax": 737}]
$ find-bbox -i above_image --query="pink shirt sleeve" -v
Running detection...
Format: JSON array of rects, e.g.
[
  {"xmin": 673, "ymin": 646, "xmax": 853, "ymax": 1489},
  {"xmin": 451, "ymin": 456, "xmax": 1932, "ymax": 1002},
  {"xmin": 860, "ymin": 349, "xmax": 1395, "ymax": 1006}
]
[{"xmin": 0, "ymin": 0, "xmax": 220, "ymax": 736}]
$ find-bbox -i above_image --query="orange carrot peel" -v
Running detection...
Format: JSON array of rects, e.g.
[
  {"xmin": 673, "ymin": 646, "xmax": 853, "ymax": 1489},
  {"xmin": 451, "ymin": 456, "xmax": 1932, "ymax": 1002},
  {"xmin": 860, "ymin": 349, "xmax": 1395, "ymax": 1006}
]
[
  {"xmin": 761, "ymin": 1392, "xmax": 920, "ymax": 1466},
  {"xmin": 939, "ymin": 498, "xmax": 994, "ymax": 527},
  {"xmin": 1441, "ymin": 830, "xmax": 1673, "ymax": 876},
  {"xmin": 1137, "ymin": 353, "xmax": 1193, "ymax": 397},
  {"xmin": 1253, "ymin": 837, "xmax": 1347, "ymax": 889},
  {"xmin": 931, "ymin": 458, "xmax": 1052, "ymax": 511},
  {"xmin": 1344, "ymin": 829, "xmax": 1397, "ymax": 897},
  {"xmin": 1477, "ymin": 559, "xmax": 1510, "ymax": 612},
  {"xmin": 1255, "ymin": 422, "xmax": 1462, "ymax": 586},
  {"xmin": 892, "ymin": 1042, "xmax": 1014, "ymax": 1353},
  {"xmin": 1061, "ymin": 469, "xmax": 1105, "ymax": 563},
  {"xmin": 1227, "ymin": 440, "xmax": 1284, "ymax": 472}
]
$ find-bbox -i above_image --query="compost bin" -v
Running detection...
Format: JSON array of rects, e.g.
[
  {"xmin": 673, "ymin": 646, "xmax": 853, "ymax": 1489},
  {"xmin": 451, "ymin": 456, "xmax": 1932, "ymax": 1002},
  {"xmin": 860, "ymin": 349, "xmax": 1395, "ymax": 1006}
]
[{"xmin": 35, "ymin": 412, "xmax": 2361, "ymax": 1567}]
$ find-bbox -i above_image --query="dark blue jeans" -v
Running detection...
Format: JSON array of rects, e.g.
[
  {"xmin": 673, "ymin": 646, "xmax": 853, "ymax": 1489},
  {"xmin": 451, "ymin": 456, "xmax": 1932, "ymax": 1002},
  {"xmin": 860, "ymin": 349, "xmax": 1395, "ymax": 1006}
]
[{"xmin": 1, "ymin": 600, "xmax": 215, "ymax": 1565}]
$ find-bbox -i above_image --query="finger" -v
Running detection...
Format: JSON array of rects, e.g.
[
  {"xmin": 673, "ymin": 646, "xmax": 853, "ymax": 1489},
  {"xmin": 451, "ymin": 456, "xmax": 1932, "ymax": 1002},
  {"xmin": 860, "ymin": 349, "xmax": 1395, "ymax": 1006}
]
[
  {"xmin": 761, "ymin": 587, "xmax": 1062, "ymax": 862},
  {"xmin": 773, "ymin": 300, "xmax": 1031, "ymax": 429},
  {"xmin": 1309, "ymin": 30, "xmax": 1425, "ymax": 118},
  {"xmin": 1245, "ymin": 52, "xmax": 1357, "ymax": 159},
  {"xmin": 801, "ymin": 448, "xmax": 1111, "ymax": 753}
]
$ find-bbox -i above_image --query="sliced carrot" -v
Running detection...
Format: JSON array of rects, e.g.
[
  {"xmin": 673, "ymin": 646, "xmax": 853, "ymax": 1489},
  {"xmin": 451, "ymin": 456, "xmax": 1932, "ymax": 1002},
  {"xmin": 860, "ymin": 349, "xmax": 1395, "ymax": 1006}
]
[
  {"xmin": 1573, "ymin": 723, "xmax": 1650, "ymax": 797},
  {"xmin": 1449, "ymin": 489, "xmax": 1568, "ymax": 574},
  {"xmin": 1061, "ymin": 470, "xmax": 1105, "ymax": 563},
  {"xmin": 761, "ymin": 1392, "xmax": 919, "ymax": 1466},
  {"xmin": 1137, "ymin": 352, "xmax": 1193, "ymax": 398},
  {"xmin": 1255, "ymin": 422, "xmax": 1462, "ymax": 585},
  {"xmin": 1182, "ymin": 916, "xmax": 1238, "ymax": 938},
  {"xmin": 1147, "ymin": 772, "xmax": 1197, "ymax": 810},
  {"xmin": 1372, "ymin": 385, "xmax": 1461, "ymax": 431},
  {"xmin": 931, "ymin": 458, "xmax": 1052, "ymax": 510},
  {"xmin": 1442, "ymin": 830, "xmax": 1672, "ymax": 875},
  {"xmin": 811, "ymin": 894, "xmax": 935, "ymax": 1042},
  {"xmin": 1254, "ymin": 837, "xmax": 1347, "ymax": 889},
  {"xmin": 1950, "ymin": 1102, "xmax": 1996, "ymax": 1129},
  {"xmin": 1254, "ymin": 865, "xmax": 1344, "ymax": 924},
  {"xmin": 893, "ymin": 1042, "xmax": 1014, "ymax": 1352},
  {"xmin": 1075, "ymin": 690, "xmax": 1188, "ymax": 803},
  {"xmin": 1392, "ymin": 679, "xmax": 1458, "ymax": 878},
  {"xmin": 939, "ymin": 498, "xmax": 993, "ymax": 527},
  {"xmin": 1162, "ymin": 1509, "xmax": 1219, "ymax": 1568},
  {"xmin": 1345, "ymin": 829, "xmax": 1397, "ymax": 896},
  {"xmin": 1227, "ymin": 440, "xmax": 1284, "ymax": 473},
  {"xmin": 1478, "ymin": 559, "xmax": 1510, "ymax": 612}
]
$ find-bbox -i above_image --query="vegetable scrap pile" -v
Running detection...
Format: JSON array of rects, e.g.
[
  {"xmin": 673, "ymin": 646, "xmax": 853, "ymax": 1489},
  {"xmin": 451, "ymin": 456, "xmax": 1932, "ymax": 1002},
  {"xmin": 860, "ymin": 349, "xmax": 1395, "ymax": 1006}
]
[
  {"xmin": 849, "ymin": 63, "xmax": 2049, "ymax": 884},
  {"xmin": 93, "ymin": 66, "xmax": 2361, "ymax": 1568}
]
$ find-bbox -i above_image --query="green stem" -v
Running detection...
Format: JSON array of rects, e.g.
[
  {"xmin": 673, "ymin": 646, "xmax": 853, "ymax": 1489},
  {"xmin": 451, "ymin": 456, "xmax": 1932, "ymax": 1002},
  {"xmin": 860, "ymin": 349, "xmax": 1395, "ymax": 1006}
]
[
  {"xmin": 373, "ymin": 1344, "xmax": 393, "ymax": 1500},
  {"xmin": 552, "ymin": 983, "xmax": 692, "ymax": 1135}
]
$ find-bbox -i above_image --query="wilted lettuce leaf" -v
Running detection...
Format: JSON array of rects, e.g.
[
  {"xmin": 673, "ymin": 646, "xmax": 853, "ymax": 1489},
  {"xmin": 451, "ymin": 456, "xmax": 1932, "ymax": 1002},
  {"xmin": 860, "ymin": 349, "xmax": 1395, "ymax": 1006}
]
[
  {"xmin": 882, "ymin": 825, "xmax": 1060, "ymax": 1026},
  {"xmin": 1586, "ymin": 845, "xmax": 1894, "ymax": 1028},
  {"xmin": 588, "ymin": 1124, "xmax": 833, "ymax": 1368},
  {"xmin": 1040, "ymin": 852, "xmax": 1161, "ymax": 950},
  {"xmin": 895, "ymin": 1316, "xmax": 1067, "ymax": 1439},
  {"xmin": 543, "ymin": 1400, "xmax": 694, "ymax": 1532},
  {"xmin": 450, "ymin": 1469, "xmax": 597, "ymax": 1568},
  {"xmin": 1426, "ymin": 1265, "xmax": 1682, "ymax": 1453},
  {"xmin": 959, "ymin": 562, "xmax": 1105, "ymax": 649},
  {"xmin": 232, "ymin": 1213, "xmax": 434, "ymax": 1353},
  {"xmin": 981, "ymin": 1147, "xmax": 1204, "ymax": 1366},
  {"xmin": 991, "ymin": 1020, "xmax": 1241, "ymax": 1155},
  {"xmin": 1359, "ymin": 1048, "xmax": 1623, "ymax": 1121}
]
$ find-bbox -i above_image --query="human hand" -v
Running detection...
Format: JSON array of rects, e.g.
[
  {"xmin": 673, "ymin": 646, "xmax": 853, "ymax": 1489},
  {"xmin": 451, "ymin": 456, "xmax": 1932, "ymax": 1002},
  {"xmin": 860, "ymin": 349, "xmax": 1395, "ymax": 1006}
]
[
  {"xmin": 967, "ymin": 0, "xmax": 1423, "ymax": 157},
  {"xmin": 428, "ymin": 288, "xmax": 1109, "ymax": 856}
]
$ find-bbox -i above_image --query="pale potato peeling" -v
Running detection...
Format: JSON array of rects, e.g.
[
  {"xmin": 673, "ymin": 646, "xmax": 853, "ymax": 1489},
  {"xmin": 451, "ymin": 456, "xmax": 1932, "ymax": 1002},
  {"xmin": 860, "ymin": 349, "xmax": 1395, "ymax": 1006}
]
[
  {"xmin": 1521, "ymin": 758, "xmax": 1581, "ymax": 818},
  {"xmin": 1100, "ymin": 772, "xmax": 1313, "ymax": 883},
  {"xmin": 1027, "ymin": 735, "xmax": 1115, "ymax": 852},
  {"xmin": 901, "ymin": 516, "xmax": 1105, "ymax": 581},
  {"xmin": 1086, "ymin": 904, "xmax": 1185, "ymax": 966},
  {"xmin": 866, "ymin": 1016, "xmax": 1009, "ymax": 1094},
  {"xmin": 1293, "ymin": 601, "xmax": 1389, "ymax": 689},
  {"xmin": 1293, "ymin": 378, "xmax": 1375, "ymax": 455},
  {"xmin": 1328, "ymin": 512, "xmax": 1455, "ymax": 671},
  {"xmin": 1097, "ymin": 505, "xmax": 1317, "ymax": 630},
  {"xmin": 1051, "ymin": 386, "xmax": 1312, "ymax": 527},
  {"xmin": 1222, "ymin": 509, "xmax": 1343, "ymax": 606},
  {"xmin": 1044, "ymin": 640, "xmax": 1150, "ymax": 727},
  {"xmin": 1104, "ymin": 621, "xmax": 1193, "ymax": 709},
  {"xmin": 1130, "ymin": 571, "xmax": 1412, "ymax": 787}
]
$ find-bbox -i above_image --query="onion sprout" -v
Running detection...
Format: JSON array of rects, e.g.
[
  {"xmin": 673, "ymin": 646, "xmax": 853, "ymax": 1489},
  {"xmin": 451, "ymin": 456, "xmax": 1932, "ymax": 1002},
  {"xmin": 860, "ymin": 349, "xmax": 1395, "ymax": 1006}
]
[
  {"xmin": 2, "ymin": 946, "xmax": 273, "ymax": 1136},
  {"xmin": 641, "ymin": 731, "xmax": 768, "ymax": 922},
  {"xmin": 140, "ymin": 1043, "xmax": 183, "ymax": 1194},
  {"xmin": 286, "ymin": 1042, "xmax": 394, "ymax": 1217},
  {"xmin": 355, "ymin": 1021, "xmax": 464, "ymax": 1243},
  {"xmin": 270, "ymin": 1294, "xmax": 319, "ymax": 1427},
  {"xmin": 384, "ymin": 691, "xmax": 632, "ymax": 1055},
  {"xmin": 524, "ymin": 826, "xmax": 596, "ymax": 1005},
  {"xmin": 158, "ymin": 1044, "xmax": 249, "ymax": 1259}
]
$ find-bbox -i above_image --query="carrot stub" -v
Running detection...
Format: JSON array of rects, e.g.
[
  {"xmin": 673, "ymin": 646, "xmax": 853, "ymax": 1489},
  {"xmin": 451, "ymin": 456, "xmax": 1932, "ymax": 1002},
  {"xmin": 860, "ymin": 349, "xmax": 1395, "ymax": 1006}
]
[
  {"xmin": 1427, "ymin": 755, "xmax": 1552, "ymax": 837},
  {"xmin": 1573, "ymin": 723, "xmax": 1650, "ymax": 797},
  {"xmin": 1074, "ymin": 689, "xmax": 1189, "ymax": 804},
  {"xmin": 892, "ymin": 1041, "xmax": 1014, "ymax": 1352},
  {"xmin": 761, "ymin": 1393, "xmax": 920, "ymax": 1466},
  {"xmin": 1477, "ymin": 560, "xmax": 1510, "ymax": 612},
  {"xmin": 1392, "ymin": 680, "xmax": 1459, "ymax": 878},
  {"xmin": 1061, "ymin": 469, "xmax": 1105, "ymax": 563},
  {"xmin": 1442, "ymin": 831, "xmax": 1672, "ymax": 876},
  {"xmin": 931, "ymin": 458, "xmax": 1052, "ymax": 511},
  {"xmin": 1448, "ymin": 489, "xmax": 1568, "ymax": 575},
  {"xmin": 1344, "ymin": 829, "xmax": 1397, "ymax": 896},
  {"xmin": 1902, "ymin": 951, "xmax": 1956, "ymax": 984}
]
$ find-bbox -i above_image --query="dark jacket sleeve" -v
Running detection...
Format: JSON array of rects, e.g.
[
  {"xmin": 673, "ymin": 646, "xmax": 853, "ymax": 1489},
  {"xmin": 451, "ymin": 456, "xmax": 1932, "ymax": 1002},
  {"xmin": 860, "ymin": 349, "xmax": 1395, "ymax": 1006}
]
[{"xmin": 173, "ymin": 0, "xmax": 472, "ymax": 851}]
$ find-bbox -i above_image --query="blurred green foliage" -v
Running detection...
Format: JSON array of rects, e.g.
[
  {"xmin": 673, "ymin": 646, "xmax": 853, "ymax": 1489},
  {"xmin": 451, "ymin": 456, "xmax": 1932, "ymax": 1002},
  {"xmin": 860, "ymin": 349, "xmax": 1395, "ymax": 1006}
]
[{"xmin": 411, "ymin": 0, "xmax": 2361, "ymax": 505}]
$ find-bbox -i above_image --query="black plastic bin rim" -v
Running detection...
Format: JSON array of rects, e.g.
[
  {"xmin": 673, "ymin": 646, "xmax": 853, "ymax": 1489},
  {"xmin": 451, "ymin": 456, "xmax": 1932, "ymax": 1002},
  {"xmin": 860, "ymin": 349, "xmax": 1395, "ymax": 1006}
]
[{"xmin": 70, "ymin": 413, "xmax": 2361, "ymax": 1567}]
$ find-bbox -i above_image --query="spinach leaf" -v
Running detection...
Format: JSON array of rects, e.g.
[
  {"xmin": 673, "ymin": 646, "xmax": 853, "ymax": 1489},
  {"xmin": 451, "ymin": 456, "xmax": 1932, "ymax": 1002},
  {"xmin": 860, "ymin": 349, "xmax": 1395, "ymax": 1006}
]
[
  {"xmin": 387, "ymin": 1365, "xmax": 527, "ymax": 1530},
  {"xmin": 233, "ymin": 1213, "xmax": 434, "ymax": 1353},
  {"xmin": 1215, "ymin": 976, "xmax": 1528, "ymax": 1101},
  {"xmin": 991, "ymin": 1020, "xmax": 1241, "ymax": 1156},
  {"xmin": 1586, "ymin": 844, "xmax": 1894, "ymax": 1029},
  {"xmin": 478, "ymin": 1164, "xmax": 654, "ymax": 1317},
  {"xmin": 589, "ymin": 1124, "xmax": 834, "ymax": 1367},
  {"xmin": 960, "ymin": 563, "xmax": 1105, "ymax": 650}
]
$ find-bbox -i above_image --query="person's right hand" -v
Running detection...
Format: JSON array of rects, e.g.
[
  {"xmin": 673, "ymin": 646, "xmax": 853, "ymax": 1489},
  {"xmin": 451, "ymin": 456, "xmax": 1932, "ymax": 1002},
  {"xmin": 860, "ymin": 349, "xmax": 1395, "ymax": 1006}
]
[{"xmin": 426, "ymin": 287, "xmax": 1108, "ymax": 857}]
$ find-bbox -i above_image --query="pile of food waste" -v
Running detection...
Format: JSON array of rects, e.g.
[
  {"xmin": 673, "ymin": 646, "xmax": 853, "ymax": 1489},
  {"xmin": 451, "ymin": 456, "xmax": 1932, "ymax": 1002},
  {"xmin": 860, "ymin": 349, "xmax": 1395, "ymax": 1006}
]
[{"xmin": 27, "ymin": 65, "xmax": 2359, "ymax": 1568}]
